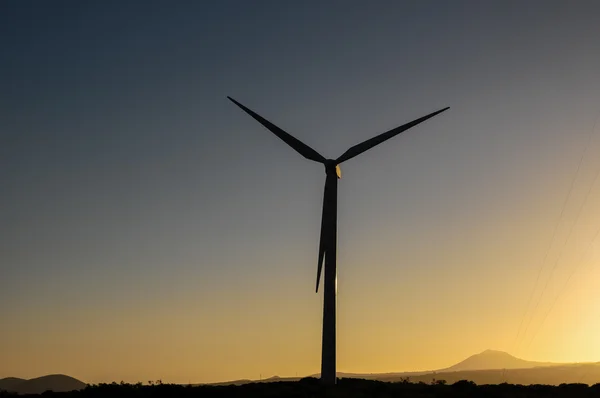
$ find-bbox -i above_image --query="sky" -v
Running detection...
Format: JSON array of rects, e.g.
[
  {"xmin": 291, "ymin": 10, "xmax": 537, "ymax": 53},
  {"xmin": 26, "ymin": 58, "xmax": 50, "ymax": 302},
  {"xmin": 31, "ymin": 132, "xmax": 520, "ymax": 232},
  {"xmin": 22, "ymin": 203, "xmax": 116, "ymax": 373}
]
[{"xmin": 2, "ymin": 0, "xmax": 600, "ymax": 385}]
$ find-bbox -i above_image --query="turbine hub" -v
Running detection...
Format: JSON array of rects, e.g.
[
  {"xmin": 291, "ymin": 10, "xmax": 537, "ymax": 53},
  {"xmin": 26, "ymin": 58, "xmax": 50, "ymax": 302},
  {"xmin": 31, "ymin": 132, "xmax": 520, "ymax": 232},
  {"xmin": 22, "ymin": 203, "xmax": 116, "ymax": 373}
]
[{"xmin": 324, "ymin": 159, "xmax": 341, "ymax": 179}]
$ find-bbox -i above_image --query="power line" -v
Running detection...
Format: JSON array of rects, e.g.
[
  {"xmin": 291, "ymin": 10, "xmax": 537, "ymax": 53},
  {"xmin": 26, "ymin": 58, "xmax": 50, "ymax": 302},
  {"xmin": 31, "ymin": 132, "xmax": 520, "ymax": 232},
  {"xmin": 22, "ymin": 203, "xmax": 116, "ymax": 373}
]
[
  {"xmin": 524, "ymin": 147, "xmax": 600, "ymax": 349},
  {"xmin": 525, "ymin": 216, "xmax": 600, "ymax": 350},
  {"xmin": 511, "ymin": 192, "xmax": 571, "ymax": 352},
  {"xmin": 517, "ymin": 109, "xmax": 600, "ymax": 352},
  {"xmin": 512, "ymin": 111, "xmax": 599, "ymax": 354}
]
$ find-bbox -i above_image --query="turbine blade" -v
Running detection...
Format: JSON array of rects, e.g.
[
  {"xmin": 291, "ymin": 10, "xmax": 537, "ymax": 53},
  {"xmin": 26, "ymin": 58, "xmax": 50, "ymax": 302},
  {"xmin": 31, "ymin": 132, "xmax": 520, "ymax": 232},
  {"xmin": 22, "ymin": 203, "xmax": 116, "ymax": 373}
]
[
  {"xmin": 316, "ymin": 187, "xmax": 328, "ymax": 293},
  {"xmin": 336, "ymin": 107, "xmax": 450, "ymax": 164},
  {"xmin": 316, "ymin": 237, "xmax": 326, "ymax": 292},
  {"xmin": 228, "ymin": 96, "xmax": 326, "ymax": 163}
]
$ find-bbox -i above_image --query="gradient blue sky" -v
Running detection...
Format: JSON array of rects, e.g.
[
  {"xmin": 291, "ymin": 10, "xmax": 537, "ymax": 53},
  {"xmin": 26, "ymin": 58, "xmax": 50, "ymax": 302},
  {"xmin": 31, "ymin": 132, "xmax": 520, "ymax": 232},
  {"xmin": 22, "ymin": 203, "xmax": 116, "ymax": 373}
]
[{"xmin": 2, "ymin": 0, "xmax": 600, "ymax": 384}]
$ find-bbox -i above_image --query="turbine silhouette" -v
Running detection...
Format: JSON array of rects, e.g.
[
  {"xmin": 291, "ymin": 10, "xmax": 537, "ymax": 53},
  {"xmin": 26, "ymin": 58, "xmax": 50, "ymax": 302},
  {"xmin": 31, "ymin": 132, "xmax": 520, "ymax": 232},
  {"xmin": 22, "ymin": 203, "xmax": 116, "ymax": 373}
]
[{"xmin": 228, "ymin": 96, "xmax": 449, "ymax": 385}]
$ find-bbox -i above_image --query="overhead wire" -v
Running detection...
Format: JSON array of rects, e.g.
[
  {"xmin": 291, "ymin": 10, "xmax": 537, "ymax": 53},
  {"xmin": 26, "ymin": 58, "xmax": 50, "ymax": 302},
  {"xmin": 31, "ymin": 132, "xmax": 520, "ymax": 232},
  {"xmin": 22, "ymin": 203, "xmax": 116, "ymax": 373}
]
[
  {"xmin": 525, "ymin": 216, "xmax": 600, "ymax": 350},
  {"xmin": 511, "ymin": 188, "xmax": 574, "ymax": 353},
  {"xmin": 511, "ymin": 111, "xmax": 599, "ymax": 354},
  {"xmin": 517, "ymin": 109, "xmax": 600, "ymax": 352}
]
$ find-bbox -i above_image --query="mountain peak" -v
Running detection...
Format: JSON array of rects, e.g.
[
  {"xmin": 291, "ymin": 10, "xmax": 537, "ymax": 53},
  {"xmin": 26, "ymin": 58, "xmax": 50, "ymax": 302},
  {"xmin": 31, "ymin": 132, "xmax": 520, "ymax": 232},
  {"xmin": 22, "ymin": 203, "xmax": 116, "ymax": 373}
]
[
  {"xmin": 480, "ymin": 349, "xmax": 513, "ymax": 356},
  {"xmin": 445, "ymin": 350, "xmax": 549, "ymax": 372}
]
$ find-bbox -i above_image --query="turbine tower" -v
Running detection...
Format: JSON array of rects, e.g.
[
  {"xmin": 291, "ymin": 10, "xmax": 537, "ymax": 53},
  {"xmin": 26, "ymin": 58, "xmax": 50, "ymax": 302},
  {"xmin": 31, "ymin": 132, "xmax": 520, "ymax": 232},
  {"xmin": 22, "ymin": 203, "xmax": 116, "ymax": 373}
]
[{"xmin": 228, "ymin": 96, "xmax": 449, "ymax": 385}]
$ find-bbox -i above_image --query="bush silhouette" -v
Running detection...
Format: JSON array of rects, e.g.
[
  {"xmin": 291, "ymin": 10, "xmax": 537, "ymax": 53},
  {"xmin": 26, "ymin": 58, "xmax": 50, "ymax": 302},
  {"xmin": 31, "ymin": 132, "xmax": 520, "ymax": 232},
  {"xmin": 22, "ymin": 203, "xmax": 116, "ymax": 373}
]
[{"xmin": 7, "ymin": 378, "xmax": 600, "ymax": 397}]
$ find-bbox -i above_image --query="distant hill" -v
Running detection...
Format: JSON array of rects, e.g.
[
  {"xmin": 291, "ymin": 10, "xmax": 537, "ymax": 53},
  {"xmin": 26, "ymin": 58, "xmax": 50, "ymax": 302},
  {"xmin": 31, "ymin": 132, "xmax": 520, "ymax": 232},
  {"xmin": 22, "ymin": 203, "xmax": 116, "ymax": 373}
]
[
  {"xmin": 307, "ymin": 371, "xmax": 433, "ymax": 380},
  {"xmin": 6, "ymin": 350, "xmax": 597, "ymax": 391},
  {"xmin": 206, "ymin": 350, "xmax": 598, "ymax": 386},
  {"xmin": 326, "ymin": 351, "xmax": 597, "ymax": 386},
  {"xmin": 211, "ymin": 364, "xmax": 600, "ymax": 387},
  {"xmin": 381, "ymin": 363, "xmax": 600, "ymax": 385},
  {"xmin": 206, "ymin": 376, "xmax": 301, "ymax": 386},
  {"xmin": 0, "ymin": 374, "xmax": 87, "ymax": 394},
  {"xmin": 303, "ymin": 350, "xmax": 558, "ymax": 381},
  {"xmin": 443, "ymin": 349, "xmax": 558, "ymax": 371}
]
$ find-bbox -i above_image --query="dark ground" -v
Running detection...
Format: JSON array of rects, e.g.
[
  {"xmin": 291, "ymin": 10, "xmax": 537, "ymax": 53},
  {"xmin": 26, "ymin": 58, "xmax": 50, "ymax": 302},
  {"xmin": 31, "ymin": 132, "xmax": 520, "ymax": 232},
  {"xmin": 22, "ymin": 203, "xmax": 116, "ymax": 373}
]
[{"xmin": 4, "ymin": 378, "xmax": 600, "ymax": 398}]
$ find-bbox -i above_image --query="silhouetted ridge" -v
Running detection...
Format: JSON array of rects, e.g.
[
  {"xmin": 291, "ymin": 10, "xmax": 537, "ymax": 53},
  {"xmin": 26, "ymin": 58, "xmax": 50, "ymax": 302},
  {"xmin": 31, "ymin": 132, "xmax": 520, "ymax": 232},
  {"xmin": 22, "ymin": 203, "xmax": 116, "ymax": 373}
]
[
  {"xmin": 0, "ymin": 374, "xmax": 86, "ymax": 394},
  {"xmin": 444, "ymin": 349, "xmax": 556, "ymax": 371}
]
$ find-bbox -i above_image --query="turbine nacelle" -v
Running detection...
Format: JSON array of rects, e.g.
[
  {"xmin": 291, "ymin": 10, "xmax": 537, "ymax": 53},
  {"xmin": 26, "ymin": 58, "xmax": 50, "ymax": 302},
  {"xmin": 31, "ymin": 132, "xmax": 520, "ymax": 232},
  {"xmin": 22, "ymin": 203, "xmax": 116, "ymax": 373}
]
[{"xmin": 324, "ymin": 159, "xmax": 342, "ymax": 179}]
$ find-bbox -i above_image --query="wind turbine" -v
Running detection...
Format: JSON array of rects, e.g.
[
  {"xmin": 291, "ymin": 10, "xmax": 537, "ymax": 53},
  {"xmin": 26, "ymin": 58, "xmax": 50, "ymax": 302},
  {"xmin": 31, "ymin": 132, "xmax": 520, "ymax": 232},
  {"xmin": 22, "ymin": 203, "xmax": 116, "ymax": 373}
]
[{"xmin": 228, "ymin": 96, "xmax": 449, "ymax": 385}]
